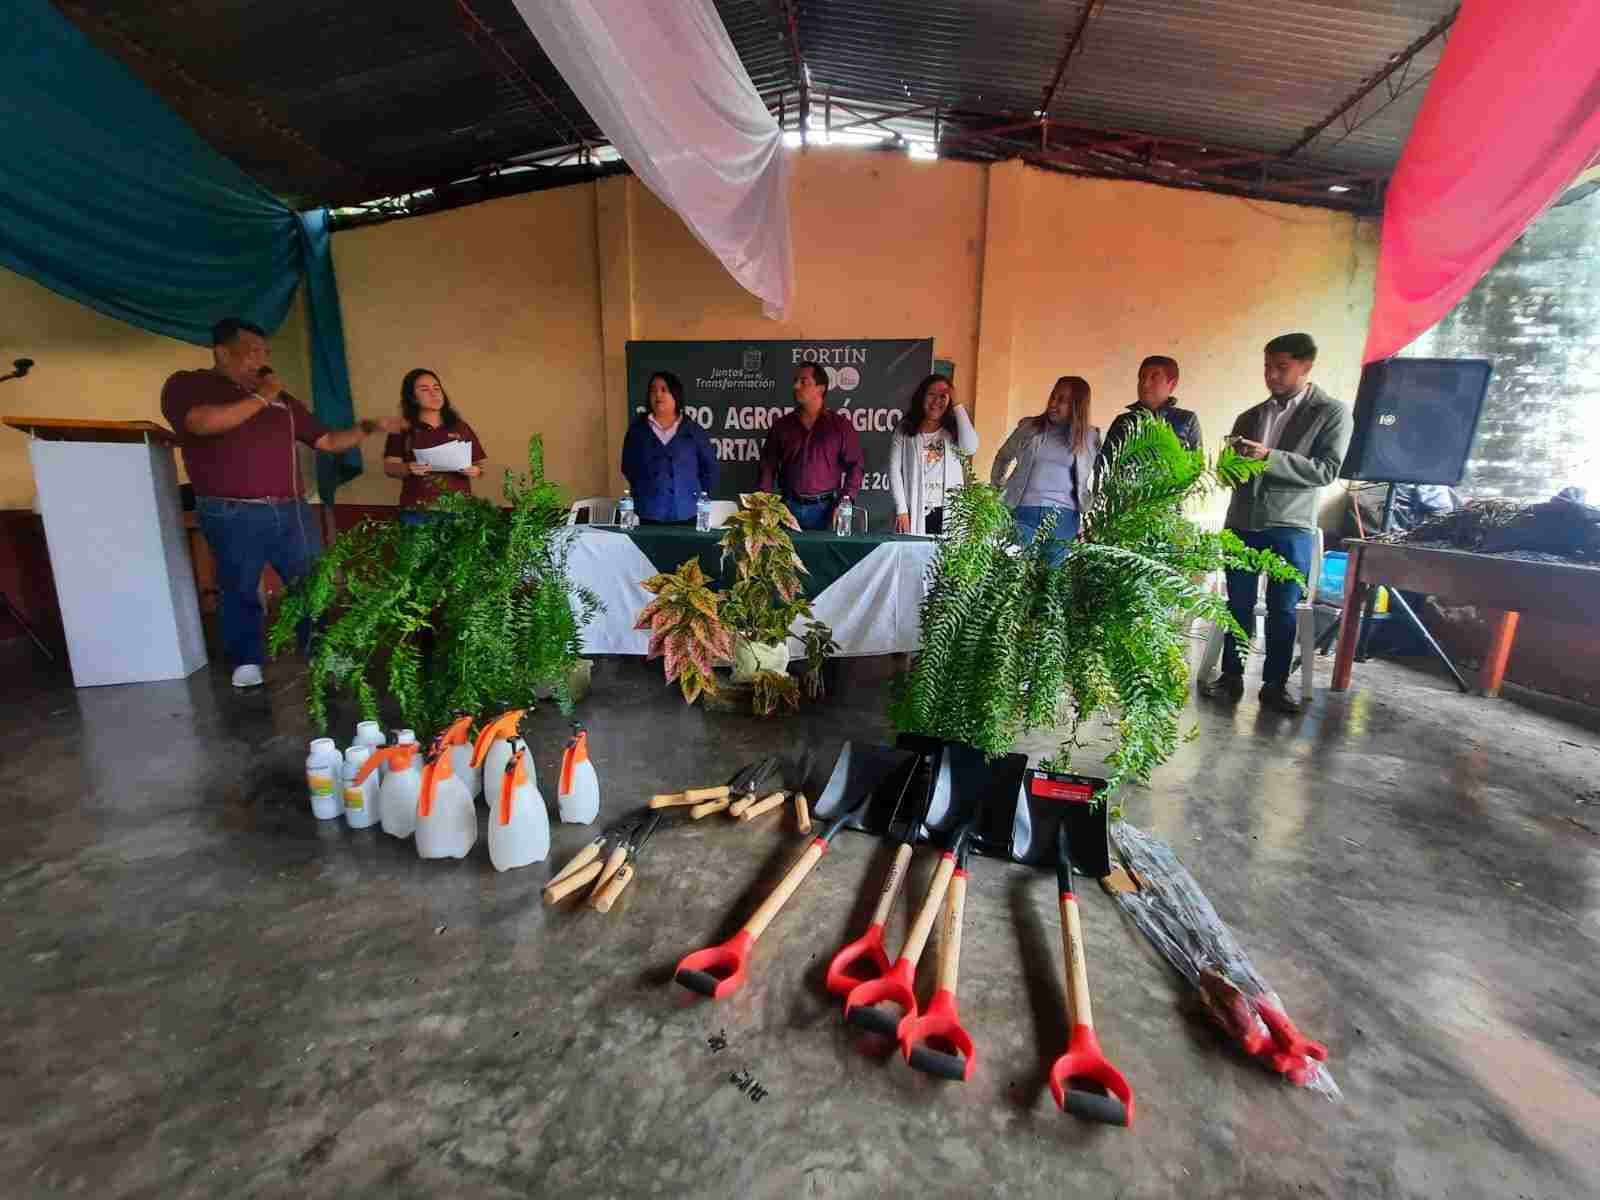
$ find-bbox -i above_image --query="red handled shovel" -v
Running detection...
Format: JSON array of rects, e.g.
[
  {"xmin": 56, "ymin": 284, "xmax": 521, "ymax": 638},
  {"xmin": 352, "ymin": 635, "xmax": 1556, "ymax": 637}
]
[
  {"xmin": 1049, "ymin": 821, "xmax": 1134, "ymax": 1126},
  {"xmin": 898, "ymin": 829, "xmax": 977, "ymax": 1081}
]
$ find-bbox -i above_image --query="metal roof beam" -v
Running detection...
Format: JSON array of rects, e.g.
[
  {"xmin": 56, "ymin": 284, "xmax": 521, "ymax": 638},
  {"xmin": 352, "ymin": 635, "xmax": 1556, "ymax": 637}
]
[
  {"xmin": 771, "ymin": 0, "xmax": 809, "ymax": 141},
  {"xmin": 1283, "ymin": 6, "xmax": 1458, "ymax": 157},
  {"xmin": 455, "ymin": 0, "xmax": 590, "ymax": 151},
  {"xmin": 1038, "ymin": 0, "xmax": 1107, "ymax": 117}
]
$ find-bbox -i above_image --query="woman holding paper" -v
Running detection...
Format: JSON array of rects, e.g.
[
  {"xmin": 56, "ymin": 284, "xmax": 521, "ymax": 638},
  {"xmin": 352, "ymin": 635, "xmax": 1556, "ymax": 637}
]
[{"xmin": 384, "ymin": 369, "xmax": 487, "ymax": 521}]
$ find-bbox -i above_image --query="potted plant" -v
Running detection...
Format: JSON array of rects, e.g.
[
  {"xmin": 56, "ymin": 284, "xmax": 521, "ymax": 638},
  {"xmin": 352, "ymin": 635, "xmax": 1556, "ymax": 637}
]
[
  {"xmin": 637, "ymin": 492, "xmax": 834, "ymax": 716},
  {"xmin": 269, "ymin": 435, "xmax": 601, "ymax": 734},
  {"xmin": 891, "ymin": 416, "xmax": 1300, "ymax": 804}
]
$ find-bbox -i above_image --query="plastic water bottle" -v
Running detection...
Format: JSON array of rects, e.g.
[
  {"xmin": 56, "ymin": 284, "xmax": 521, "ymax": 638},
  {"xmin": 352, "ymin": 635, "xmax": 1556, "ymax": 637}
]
[
  {"xmin": 557, "ymin": 725, "xmax": 600, "ymax": 825},
  {"xmin": 490, "ymin": 740, "xmax": 549, "ymax": 871},
  {"xmin": 833, "ymin": 495, "xmax": 855, "ymax": 537},
  {"xmin": 342, "ymin": 744, "xmax": 380, "ymax": 829},
  {"xmin": 305, "ymin": 738, "xmax": 342, "ymax": 821},
  {"xmin": 695, "ymin": 491, "xmax": 712, "ymax": 532},
  {"xmin": 618, "ymin": 488, "xmax": 636, "ymax": 530}
]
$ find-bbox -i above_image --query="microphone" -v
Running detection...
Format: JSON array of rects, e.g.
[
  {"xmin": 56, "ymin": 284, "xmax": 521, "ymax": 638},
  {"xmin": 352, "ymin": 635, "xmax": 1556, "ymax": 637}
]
[{"xmin": 0, "ymin": 357, "xmax": 33, "ymax": 384}]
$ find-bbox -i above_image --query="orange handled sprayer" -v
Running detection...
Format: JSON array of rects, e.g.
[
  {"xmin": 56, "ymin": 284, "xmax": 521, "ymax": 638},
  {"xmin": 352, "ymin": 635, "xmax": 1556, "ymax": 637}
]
[
  {"xmin": 351, "ymin": 741, "xmax": 417, "ymax": 786},
  {"xmin": 472, "ymin": 709, "xmax": 525, "ymax": 769}
]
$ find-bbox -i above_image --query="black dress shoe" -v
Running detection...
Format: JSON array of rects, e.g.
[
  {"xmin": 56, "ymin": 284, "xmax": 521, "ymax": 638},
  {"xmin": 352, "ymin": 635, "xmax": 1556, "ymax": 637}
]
[
  {"xmin": 1200, "ymin": 672, "xmax": 1245, "ymax": 702},
  {"xmin": 1258, "ymin": 684, "xmax": 1304, "ymax": 715}
]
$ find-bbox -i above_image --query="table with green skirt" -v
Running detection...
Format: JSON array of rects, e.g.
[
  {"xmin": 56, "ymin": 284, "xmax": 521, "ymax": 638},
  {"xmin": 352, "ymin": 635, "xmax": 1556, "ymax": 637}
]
[{"xmin": 566, "ymin": 525, "xmax": 938, "ymax": 656}]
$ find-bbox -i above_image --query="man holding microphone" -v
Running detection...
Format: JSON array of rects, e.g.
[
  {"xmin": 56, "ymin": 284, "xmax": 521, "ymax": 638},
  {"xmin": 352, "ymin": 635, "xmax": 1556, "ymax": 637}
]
[{"xmin": 161, "ymin": 317, "xmax": 404, "ymax": 688}]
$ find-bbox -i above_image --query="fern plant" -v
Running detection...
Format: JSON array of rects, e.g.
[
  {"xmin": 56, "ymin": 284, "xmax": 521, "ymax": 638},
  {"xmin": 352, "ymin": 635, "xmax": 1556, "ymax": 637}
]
[
  {"xmin": 891, "ymin": 415, "xmax": 1301, "ymax": 798},
  {"xmin": 268, "ymin": 435, "xmax": 601, "ymax": 735}
]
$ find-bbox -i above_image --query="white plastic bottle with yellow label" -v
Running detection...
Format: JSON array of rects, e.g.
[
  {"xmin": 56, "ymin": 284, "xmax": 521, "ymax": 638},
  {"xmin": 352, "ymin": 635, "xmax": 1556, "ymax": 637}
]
[
  {"xmin": 342, "ymin": 744, "xmax": 380, "ymax": 829},
  {"xmin": 416, "ymin": 750, "xmax": 478, "ymax": 860},
  {"xmin": 306, "ymin": 738, "xmax": 342, "ymax": 821}
]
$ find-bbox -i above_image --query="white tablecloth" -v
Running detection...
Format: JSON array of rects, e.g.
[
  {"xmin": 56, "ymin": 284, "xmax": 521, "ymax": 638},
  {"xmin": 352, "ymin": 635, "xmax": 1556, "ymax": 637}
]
[{"xmin": 567, "ymin": 527, "xmax": 936, "ymax": 656}]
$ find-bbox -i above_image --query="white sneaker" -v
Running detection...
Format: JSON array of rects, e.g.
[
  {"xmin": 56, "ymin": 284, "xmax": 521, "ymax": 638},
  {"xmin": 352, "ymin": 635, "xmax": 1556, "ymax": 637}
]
[{"xmin": 231, "ymin": 664, "xmax": 264, "ymax": 689}]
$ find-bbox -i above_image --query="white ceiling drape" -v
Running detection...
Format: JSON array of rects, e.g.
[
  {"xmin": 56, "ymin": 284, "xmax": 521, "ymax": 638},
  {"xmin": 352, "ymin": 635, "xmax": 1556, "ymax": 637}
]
[{"xmin": 514, "ymin": 0, "xmax": 794, "ymax": 319}]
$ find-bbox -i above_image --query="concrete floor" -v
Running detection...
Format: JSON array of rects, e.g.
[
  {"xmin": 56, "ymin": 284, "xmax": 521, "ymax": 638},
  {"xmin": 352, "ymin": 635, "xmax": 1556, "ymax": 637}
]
[{"xmin": 2, "ymin": 642, "xmax": 1598, "ymax": 1200}]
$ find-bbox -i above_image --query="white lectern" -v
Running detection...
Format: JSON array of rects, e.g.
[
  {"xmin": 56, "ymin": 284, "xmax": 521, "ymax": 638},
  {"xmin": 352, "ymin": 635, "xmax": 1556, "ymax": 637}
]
[{"xmin": 4, "ymin": 417, "xmax": 207, "ymax": 686}]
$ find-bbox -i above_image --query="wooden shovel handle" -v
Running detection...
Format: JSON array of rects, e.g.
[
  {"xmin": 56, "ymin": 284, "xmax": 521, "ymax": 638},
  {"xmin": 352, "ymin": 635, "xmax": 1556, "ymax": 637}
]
[
  {"xmin": 1060, "ymin": 893, "xmax": 1093, "ymax": 1030},
  {"xmin": 591, "ymin": 843, "xmax": 629, "ymax": 898},
  {"xmin": 544, "ymin": 860, "xmax": 603, "ymax": 905},
  {"xmin": 648, "ymin": 791, "xmax": 691, "ymax": 809},
  {"xmin": 728, "ymin": 792, "xmax": 758, "ymax": 817},
  {"xmin": 545, "ymin": 839, "xmax": 602, "ymax": 889},
  {"xmin": 737, "ymin": 791, "xmax": 787, "ymax": 822},
  {"xmin": 690, "ymin": 796, "xmax": 732, "ymax": 819},
  {"xmin": 744, "ymin": 840, "xmax": 826, "ymax": 939},
  {"xmin": 794, "ymin": 793, "xmax": 811, "ymax": 834},
  {"xmin": 902, "ymin": 854, "xmax": 956, "ymax": 967},
  {"xmin": 592, "ymin": 864, "xmax": 634, "ymax": 913},
  {"xmin": 685, "ymin": 784, "xmax": 731, "ymax": 803},
  {"xmin": 937, "ymin": 872, "xmax": 967, "ymax": 993},
  {"xmin": 869, "ymin": 843, "xmax": 914, "ymax": 927}
]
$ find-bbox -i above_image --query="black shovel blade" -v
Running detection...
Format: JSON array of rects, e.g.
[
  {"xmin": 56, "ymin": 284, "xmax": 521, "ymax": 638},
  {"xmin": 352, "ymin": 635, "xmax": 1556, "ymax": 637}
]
[
  {"xmin": 811, "ymin": 742, "xmax": 919, "ymax": 834},
  {"xmin": 1014, "ymin": 769, "xmax": 1111, "ymax": 877},
  {"xmin": 909, "ymin": 742, "xmax": 1027, "ymax": 858}
]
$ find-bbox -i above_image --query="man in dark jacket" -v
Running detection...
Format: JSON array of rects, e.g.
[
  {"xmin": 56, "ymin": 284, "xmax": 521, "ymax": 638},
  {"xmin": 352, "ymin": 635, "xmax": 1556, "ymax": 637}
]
[
  {"xmin": 1100, "ymin": 356, "xmax": 1202, "ymax": 467},
  {"xmin": 1200, "ymin": 332, "xmax": 1351, "ymax": 715}
]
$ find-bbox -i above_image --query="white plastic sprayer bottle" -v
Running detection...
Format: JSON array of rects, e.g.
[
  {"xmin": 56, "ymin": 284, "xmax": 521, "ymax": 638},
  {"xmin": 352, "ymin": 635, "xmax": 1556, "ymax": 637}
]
[
  {"xmin": 306, "ymin": 738, "xmax": 342, "ymax": 820},
  {"xmin": 557, "ymin": 725, "xmax": 600, "ymax": 825},
  {"xmin": 353, "ymin": 721, "xmax": 385, "ymax": 752},
  {"xmin": 416, "ymin": 749, "xmax": 478, "ymax": 860},
  {"xmin": 490, "ymin": 740, "xmax": 549, "ymax": 871},
  {"xmin": 436, "ymin": 715, "xmax": 483, "ymax": 801},
  {"xmin": 382, "ymin": 729, "xmax": 417, "ymax": 782},
  {"xmin": 354, "ymin": 742, "xmax": 422, "ymax": 838},
  {"xmin": 342, "ymin": 744, "xmax": 380, "ymax": 829},
  {"xmin": 472, "ymin": 709, "xmax": 525, "ymax": 791}
]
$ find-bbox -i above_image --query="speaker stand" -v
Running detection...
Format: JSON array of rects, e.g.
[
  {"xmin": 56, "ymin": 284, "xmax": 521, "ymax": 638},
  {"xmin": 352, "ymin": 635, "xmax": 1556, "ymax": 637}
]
[{"xmin": 1303, "ymin": 484, "xmax": 1469, "ymax": 694}]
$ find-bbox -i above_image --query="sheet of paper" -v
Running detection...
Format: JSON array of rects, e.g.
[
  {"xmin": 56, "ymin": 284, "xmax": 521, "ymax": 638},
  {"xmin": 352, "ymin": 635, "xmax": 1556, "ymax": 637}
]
[{"xmin": 413, "ymin": 440, "xmax": 473, "ymax": 472}]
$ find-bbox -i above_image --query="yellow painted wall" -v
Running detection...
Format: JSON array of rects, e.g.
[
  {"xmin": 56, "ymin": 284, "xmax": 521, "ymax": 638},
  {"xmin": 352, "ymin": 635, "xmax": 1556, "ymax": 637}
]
[
  {"xmin": 0, "ymin": 269, "xmax": 311, "ymax": 509},
  {"xmin": 1001, "ymin": 165, "xmax": 1378, "ymax": 518},
  {"xmin": 331, "ymin": 185, "xmax": 607, "ymax": 505}
]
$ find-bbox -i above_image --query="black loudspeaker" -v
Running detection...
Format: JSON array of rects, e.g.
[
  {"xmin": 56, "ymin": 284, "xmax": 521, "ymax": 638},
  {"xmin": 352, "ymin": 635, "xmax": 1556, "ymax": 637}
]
[{"xmin": 1341, "ymin": 357, "xmax": 1492, "ymax": 485}]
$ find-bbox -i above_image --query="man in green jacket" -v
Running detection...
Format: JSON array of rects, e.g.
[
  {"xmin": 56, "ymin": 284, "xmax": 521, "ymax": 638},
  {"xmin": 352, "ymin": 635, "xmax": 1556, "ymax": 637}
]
[{"xmin": 1201, "ymin": 333, "xmax": 1352, "ymax": 715}]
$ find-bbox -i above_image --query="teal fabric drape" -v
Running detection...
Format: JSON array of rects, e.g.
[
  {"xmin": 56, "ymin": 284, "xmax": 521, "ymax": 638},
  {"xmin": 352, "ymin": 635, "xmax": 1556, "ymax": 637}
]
[{"xmin": 0, "ymin": 0, "xmax": 361, "ymax": 497}]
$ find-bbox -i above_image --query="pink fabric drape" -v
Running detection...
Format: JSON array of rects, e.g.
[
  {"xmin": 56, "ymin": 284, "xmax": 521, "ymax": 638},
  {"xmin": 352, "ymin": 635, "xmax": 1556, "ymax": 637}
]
[{"xmin": 1364, "ymin": 0, "xmax": 1600, "ymax": 363}]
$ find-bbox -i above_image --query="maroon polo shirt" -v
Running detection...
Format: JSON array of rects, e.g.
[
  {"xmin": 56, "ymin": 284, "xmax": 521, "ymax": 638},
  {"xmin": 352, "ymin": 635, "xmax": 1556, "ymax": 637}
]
[
  {"xmin": 161, "ymin": 368, "xmax": 330, "ymax": 500},
  {"xmin": 384, "ymin": 420, "xmax": 487, "ymax": 509},
  {"xmin": 756, "ymin": 406, "xmax": 865, "ymax": 500}
]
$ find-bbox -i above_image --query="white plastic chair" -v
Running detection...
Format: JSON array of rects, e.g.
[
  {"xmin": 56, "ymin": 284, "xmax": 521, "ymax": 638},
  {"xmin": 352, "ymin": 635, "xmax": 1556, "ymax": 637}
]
[
  {"xmin": 566, "ymin": 496, "xmax": 617, "ymax": 526},
  {"xmin": 706, "ymin": 499, "xmax": 739, "ymax": 528},
  {"xmin": 1199, "ymin": 528, "xmax": 1323, "ymax": 698}
]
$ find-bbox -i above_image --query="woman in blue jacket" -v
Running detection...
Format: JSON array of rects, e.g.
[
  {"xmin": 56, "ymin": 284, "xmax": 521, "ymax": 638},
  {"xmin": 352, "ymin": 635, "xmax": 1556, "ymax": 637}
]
[{"xmin": 621, "ymin": 371, "xmax": 718, "ymax": 525}]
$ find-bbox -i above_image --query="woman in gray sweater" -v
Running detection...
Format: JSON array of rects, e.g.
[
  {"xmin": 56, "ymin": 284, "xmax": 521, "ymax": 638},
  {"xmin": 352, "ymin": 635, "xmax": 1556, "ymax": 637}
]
[
  {"xmin": 990, "ymin": 375, "xmax": 1101, "ymax": 565},
  {"xmin": 888, "ymin": 373, "xmax": 979, "ymax": 535}
]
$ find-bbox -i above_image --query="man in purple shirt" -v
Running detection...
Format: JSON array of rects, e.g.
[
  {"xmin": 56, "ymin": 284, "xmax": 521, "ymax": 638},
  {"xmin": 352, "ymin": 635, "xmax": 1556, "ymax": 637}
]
[
  {"xmin": 162, "ymin": 317, "xmax": 404, "ymax": 689},
  {"xmin": 756, "ymin": 363, "xmax": 865, "ymax": 531}
]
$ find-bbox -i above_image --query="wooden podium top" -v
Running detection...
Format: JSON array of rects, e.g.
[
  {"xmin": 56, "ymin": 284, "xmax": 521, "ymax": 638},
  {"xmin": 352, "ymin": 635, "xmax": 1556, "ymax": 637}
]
[{"xmin": 3, "ymin": 416, "xmax": 179, "ymax": 445}]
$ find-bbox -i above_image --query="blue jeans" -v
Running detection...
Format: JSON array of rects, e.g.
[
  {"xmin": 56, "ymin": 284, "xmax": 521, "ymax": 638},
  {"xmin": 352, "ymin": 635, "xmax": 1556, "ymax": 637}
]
[
  {"xmin": 1013, "ymin": 505, "xmax": 1081, "ymax": 567},
  {"xmin": 196, "ymin": 498, "xmax": 323, "ymax": 667},
  {"xmin": 784, "ymin": 496, "xmax": 834, "ymax": 532},
  {"xmin": 400, "ymin": 510, "xmax": 433, "ymax": 527},
  {"xmin": 1222, "ymin": 526, "xmax": 1316, "ymax": 687}
]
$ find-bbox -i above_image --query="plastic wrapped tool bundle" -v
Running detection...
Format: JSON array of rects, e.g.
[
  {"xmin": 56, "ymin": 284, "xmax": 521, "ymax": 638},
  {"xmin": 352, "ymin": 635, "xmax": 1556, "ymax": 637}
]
[{"xmin": 1109, "ymin": 822, "xmax": 1339, "ymax": 1098}]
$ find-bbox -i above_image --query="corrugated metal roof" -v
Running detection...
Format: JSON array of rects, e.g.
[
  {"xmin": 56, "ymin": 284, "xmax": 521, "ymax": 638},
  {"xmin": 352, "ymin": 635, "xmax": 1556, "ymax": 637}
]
[{"xmin": 55, "ymin": 0, "xmax": 1459, "ymax": 213}]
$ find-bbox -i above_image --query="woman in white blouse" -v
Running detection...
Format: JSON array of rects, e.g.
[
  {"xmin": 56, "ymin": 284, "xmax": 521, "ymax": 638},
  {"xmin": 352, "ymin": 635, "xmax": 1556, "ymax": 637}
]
[{"xmin": 889, "ymin": 374, "xmax": 979, "ymax": 534}]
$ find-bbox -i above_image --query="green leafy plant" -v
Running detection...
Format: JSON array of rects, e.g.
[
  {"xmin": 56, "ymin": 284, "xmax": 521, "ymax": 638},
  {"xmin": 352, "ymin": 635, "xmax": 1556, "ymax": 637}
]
[
  {"xmin": 751, "ymin": 669, "xmax": 800, "ymax": 716},
  {"xmin": 269, "ymin": 435, "xmax": 601, "ymax": 734},
  {"xmin": 891, "ymin": 416, "xmax": 1301, "ymax": 799},
  {"xmin": 636, "ymin": 558, "xmax": 732, "ymax": 705},
  {"xmin": 800, "ymin": 622, "xmax": 841, "ymax": 700},
  {"xmin": 717, "ymin": 492, "xmax": 815, "ymax": 646}
]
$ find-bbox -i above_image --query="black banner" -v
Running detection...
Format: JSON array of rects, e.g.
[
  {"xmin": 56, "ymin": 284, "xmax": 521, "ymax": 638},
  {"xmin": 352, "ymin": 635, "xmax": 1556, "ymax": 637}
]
[{"xmin": 625, "ymin": 339, "xmax": 935, "ymax": 527}]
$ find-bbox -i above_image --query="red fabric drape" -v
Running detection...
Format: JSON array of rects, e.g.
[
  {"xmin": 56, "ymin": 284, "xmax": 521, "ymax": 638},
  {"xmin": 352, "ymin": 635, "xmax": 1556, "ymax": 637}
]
[{"xmin": 1363, "ymin": 0, "xmax": 1600, "ymax": 363}]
